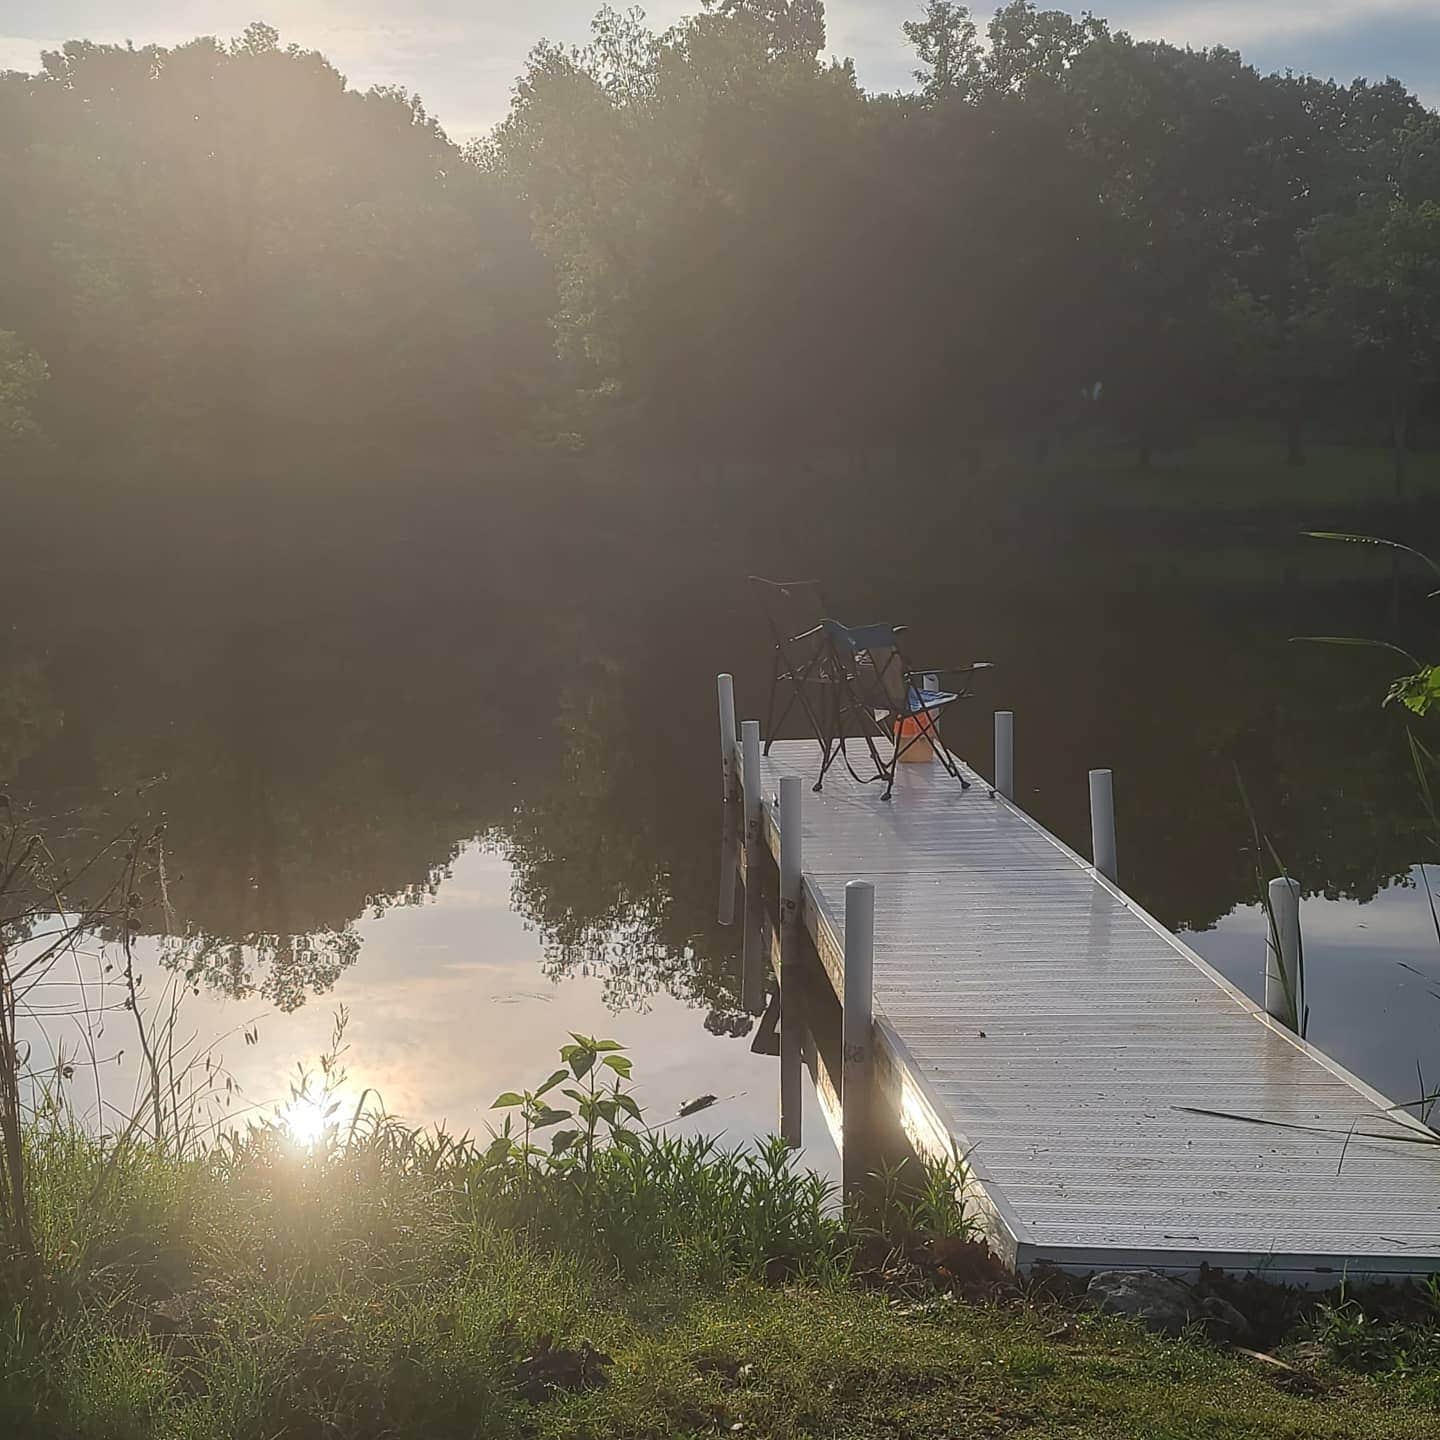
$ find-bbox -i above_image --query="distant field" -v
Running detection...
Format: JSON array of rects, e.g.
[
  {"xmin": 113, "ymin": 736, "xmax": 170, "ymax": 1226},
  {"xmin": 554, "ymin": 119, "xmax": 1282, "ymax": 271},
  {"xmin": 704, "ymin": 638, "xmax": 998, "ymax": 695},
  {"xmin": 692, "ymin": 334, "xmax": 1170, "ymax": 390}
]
[{"xmin": 1021, "ymin": 433, "xmax": 1440, "ymax": 514}]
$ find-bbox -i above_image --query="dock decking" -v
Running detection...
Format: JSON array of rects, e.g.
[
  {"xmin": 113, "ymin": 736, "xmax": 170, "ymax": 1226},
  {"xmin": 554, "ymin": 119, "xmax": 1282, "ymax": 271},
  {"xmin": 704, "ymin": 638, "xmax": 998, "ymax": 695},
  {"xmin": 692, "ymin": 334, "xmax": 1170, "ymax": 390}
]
[{"xmin": 739, "ymin": 738, "xmax": 1440, "ymax": 1283}]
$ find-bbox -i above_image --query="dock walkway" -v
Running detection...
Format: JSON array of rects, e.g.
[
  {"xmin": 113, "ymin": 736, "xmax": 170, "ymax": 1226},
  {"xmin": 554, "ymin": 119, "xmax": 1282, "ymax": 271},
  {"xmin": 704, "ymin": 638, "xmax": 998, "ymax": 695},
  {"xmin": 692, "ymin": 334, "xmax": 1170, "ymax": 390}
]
[{"xmin": 739, "ymin": 737, "xmax": 1440, "ymax": 1283}]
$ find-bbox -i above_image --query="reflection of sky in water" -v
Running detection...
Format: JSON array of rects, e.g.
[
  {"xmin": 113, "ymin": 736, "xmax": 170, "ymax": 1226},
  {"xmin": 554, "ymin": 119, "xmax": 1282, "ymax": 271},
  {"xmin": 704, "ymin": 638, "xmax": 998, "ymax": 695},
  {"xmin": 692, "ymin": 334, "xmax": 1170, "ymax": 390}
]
[
  {"xmin": 18, "ymin": 846, "xmax": 838, "ymax": 1180},
  {"xmin": 27, "ymin": 849, "xmax": 1440, "ymax": 1173},
  {"xmin": 1185, "ymin": 866, "xmax": 1440, "ymax": 1113}
]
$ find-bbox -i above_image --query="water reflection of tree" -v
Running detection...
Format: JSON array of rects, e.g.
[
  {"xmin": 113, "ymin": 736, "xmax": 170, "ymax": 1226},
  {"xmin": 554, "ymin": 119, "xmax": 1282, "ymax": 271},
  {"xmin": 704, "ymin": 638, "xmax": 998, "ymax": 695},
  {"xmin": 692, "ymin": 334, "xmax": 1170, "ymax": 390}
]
[
  {"xmin": 931, "ymin": 581, "xmax": 1433, "ymax": 934},
  {"xmin": 165, "ymin": 930, "xmax": 360, "ymax": 1012},
  {"xmin": 4, "ymin": 540, "xmax": 1436, "ymax": 1020},
  {"xmin": 501, "ymin": 662, "xmax": 742, "ymax": 1014},
  {"xmin": 0, "ymin": 600, "xmax": 550, "ymax": 1009}
]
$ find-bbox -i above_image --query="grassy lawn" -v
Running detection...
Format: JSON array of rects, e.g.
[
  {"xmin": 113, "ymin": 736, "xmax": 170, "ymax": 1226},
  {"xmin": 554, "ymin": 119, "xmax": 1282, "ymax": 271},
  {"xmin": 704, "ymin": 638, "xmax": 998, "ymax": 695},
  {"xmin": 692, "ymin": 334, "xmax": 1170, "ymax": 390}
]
[
  {"xmin": 1019, "ymin": 432, "xmax": 1440, "ymax": 514},
  {"xmin": 7, "ymin": 1117, "xmax": 1440, "ymax": 1439},
  {"xmin": 12, "ymin": 1238, "xmax": 1440, "ymax": 1438},
  {"xmin": 11, "ymin": 1226, "xmax": 1440, "ymax": 1440}
]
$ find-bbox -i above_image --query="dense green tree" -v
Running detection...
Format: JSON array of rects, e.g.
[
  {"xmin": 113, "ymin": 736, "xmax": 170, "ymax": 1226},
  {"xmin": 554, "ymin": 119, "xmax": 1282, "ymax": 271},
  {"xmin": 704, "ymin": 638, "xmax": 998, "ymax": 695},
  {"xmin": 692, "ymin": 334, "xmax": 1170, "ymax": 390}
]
[
  {"xmin": 1305, "ymin": 199, "xmax": 1440, "ymax": 498},
  {"xmin": 0, "ymin": 25, "xmax": 550, "ymax": 468},
  {"xmin": 903, "ymin": 2, "xmax": 982, "ymax": 101},
  {"xmin": 486, "ymin": 4, "xmax": 871, "ymax": 457},
  {"xmin": 4, "ymin": 2, "xmax": 1440, "ymax": 494},
  {"xmin": 703, "ymin": 0, "xmax": 827, "ymax": 59},
  {"xmin": 982, "ymin": 0, "xmax": 1107, "ymax": 99}
]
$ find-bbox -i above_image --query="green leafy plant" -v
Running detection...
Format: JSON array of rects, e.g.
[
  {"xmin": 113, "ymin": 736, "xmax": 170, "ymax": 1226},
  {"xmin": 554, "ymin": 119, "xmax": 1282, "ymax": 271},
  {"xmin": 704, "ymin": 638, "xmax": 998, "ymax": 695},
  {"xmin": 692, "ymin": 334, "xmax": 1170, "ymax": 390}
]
[
  {"xmin": 476, "ymin": 1036, "xmax": 847, "ymax": 1278},
  {"xmin": 1311, "ymin": 1286, "xmax": 1402, "ymax": 1373},
  {"xmin": 1300, "ymin": 532, "xmax": 1440, "ymax": 716},
  {"xmin": 489, "ymin": 1034, "xmax": 641, "ymax": 1222},
  {"xmin": 853, "ymin": 1153, "xmax": 973, "ymax": 1251}
]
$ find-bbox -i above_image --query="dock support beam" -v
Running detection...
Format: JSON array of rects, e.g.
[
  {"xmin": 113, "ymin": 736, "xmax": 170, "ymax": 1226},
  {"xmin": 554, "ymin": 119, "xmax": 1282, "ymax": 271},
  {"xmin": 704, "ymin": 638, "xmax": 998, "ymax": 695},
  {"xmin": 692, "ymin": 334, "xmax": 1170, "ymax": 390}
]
[
  {"xmin": 779, "ymin": 776, "xmax": 803, "ymax": 1148},
  {"xmin": 994, "ymin": 711, "xmax": 1014, "ymax": 801},
  {"xmin": 842, "ymin": 879, "xmax": 875, "ymax": 1197},
  {"xmin": 1264, "ymin": 876, "xmax": 1304, "ymax": 1033},
  {"xmin": 717, "ymin": 674, "xmax": 737, "ymax": 798},
  {"xmin": 740, "ymin": 721, "xmax": 764, "ymax": 1014},
  {"xmin": 1089, "ymin": 768, "xmax": 1117, "ymax": 883}
]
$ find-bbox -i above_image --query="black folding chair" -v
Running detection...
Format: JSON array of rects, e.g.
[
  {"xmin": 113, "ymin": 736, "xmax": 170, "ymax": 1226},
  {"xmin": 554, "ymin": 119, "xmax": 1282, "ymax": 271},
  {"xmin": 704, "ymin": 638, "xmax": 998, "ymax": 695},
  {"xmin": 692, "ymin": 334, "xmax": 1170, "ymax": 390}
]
[
  {"xmin": 814, "ymin": 619, "xmax": 991, "ymax": 800},
  {"xmin": 748, "ymin": 576, "xmax": 836, "ymax": 757}
]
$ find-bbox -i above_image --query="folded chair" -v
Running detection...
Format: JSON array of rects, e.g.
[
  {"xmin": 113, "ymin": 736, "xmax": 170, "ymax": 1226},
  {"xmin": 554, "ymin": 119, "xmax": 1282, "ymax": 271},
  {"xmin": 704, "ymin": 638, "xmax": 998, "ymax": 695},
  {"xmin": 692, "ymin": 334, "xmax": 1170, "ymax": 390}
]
[
  {"xmin": 814, "ymin": 620, "xmax": 990, "ymax": 801},
  {"xmin": 748, "ymin": 576, "xmax": 836, "ymax": 757}
]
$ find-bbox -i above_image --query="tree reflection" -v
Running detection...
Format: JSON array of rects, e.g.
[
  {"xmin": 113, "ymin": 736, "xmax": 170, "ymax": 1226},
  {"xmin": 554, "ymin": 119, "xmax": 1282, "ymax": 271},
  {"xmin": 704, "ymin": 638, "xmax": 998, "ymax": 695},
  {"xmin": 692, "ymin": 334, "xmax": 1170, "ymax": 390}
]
[
  {"xmin": 166, "ymin": 930, "xmax": 361, "ymax": 1013},
  {"xmin": 500, "ymin": 663, "xmax": 743, "ymax": 1013},
  {"xmin": 1, "ymin": 542, "xmax": 1435, "ymax": 1020},
  {"xmin": 0, "ymin": 597, "xmax": 547, "ymax": 1009}
]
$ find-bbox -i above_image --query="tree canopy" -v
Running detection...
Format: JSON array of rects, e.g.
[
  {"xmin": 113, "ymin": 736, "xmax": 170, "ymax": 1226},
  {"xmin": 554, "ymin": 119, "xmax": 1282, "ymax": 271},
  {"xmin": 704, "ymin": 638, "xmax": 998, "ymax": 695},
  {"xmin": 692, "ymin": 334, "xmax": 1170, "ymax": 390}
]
[
  {"xmin": 1, "ymin": 4, "xmax": 1438, "ymax": 488},
  {"xmin": 0, "ymin": 24, "xmax": 551, "ymax": 469}
]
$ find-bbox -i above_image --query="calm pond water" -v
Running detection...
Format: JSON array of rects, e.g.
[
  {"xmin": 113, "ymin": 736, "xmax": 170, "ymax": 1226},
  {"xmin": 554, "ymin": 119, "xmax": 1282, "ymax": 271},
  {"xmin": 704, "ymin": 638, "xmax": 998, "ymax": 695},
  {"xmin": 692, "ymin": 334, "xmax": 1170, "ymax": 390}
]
[{"xmin": 7, "ymin": 508, "xmax": 1440, "ymax": 1166}]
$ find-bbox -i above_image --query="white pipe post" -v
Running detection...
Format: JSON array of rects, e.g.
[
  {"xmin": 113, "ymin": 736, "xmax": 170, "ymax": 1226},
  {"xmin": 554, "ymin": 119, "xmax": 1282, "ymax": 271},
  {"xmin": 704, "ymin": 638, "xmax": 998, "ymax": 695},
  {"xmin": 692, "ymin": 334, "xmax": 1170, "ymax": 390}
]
[
  {"xmin": 1264, "ymin": 877, "xmax": 1304, "ymax": 1032},
  {"xmin": 842, "ymin": 879, "xmax": 875, "ymax": 1197},
  {"xmin": 1089, "ymin": 768, "xmax": 1117, "ymax": 883},
  {"xmin": 778, "ymin": 776, "xmax": 803, "ymax": 1148},
  {"xmin": 740, "ymin": 721, "xmax": 764, "ymax": 1012},
  {"xmin": 742, "ymin": 722, "xmax": 762, "ymax": 847},
  {"xmin": 717, "ymin": 801, "xmax": 737, "ymax": 927},
  {"xmin": 716, "ymin": 673, "xmax": 737, "ymax": 799},
  {"xmin": 994, "ymin": 711, "xmax": 1014, "ymax": 801},
  {"xmin": 779, "ymin": 775, "xmax": 803, "ymax": 924}
]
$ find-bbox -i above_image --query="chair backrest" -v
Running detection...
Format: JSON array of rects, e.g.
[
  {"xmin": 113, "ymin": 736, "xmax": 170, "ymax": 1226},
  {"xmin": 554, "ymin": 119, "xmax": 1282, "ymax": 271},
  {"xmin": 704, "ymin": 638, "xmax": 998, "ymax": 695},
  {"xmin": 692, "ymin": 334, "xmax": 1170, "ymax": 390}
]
[
  {"xmin": 748, "ymin": 576, "xmax": 827, "ymax": 649},
  {"xmin": 822, "ymin": 620, "xmax": 909, "ymax": 714}
]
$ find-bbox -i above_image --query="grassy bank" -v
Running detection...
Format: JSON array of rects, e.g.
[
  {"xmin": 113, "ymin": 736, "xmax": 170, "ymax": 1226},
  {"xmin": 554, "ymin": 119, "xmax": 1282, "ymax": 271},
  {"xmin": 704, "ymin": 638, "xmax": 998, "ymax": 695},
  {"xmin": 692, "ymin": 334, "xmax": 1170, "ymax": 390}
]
[
  {"xmin": 7, "ymin": 1110, "xmax": 1440, "ymax": 1439},
  {"xmin": 1017, "ymin": 433, "xmax": 1440, "ymax": 514}
]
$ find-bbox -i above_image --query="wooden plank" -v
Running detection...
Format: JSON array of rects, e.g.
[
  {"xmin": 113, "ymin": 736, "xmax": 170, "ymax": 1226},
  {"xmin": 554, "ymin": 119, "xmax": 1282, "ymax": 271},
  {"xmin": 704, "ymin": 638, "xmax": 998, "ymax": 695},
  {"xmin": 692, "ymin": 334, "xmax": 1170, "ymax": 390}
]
[{"xmin": 737, "ymin": 737, "xmax": 1440, "ymax": 1283}]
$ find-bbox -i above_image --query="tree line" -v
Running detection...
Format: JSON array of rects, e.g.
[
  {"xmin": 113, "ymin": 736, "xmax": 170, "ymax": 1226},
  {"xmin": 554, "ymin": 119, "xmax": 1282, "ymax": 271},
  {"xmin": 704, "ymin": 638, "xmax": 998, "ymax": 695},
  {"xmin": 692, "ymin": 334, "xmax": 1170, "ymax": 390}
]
[{"xmin": 4, "ymin": 4, "xmax": 1440, "ymax": 492}]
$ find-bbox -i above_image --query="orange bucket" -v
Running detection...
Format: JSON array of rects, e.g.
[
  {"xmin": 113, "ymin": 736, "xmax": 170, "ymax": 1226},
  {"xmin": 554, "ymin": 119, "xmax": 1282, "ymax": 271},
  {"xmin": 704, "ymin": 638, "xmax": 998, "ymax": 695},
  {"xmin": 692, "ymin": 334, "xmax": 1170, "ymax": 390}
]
[{"xmin": 894, "ymin": 713, "xmax": 935, "ymax": 763}]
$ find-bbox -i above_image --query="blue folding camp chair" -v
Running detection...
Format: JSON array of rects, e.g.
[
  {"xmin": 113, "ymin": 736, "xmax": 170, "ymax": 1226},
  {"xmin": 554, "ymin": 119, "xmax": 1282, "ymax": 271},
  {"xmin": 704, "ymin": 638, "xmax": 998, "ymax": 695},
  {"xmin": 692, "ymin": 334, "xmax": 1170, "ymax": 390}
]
[
  {"xmin": 813, "ymin": 620, "xmax": 990, "ymax": 800},
  {"xmin": 749, "ymin": 576, "xmax": 836, "ymax": 756}
]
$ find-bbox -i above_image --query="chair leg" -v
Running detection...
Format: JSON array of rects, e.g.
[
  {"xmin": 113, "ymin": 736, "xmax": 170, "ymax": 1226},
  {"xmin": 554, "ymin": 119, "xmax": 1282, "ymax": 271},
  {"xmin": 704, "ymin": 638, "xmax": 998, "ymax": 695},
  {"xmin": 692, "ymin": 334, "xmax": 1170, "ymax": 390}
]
[
  {"xmin": 814, "ymin": 741, "xmax": 835, "ymax": 792},
  {"xmin": 919, "ymin": 709, "xmax": 969, "ymax": 789},
  {"xmin": 813, "ymin": 687, "xmax": 844, "ymax": 791},
  {"xmin": 881, "ymin": 728, "xmax": 898, "ymax": 801},
  {"xmin": 763, "ymin": 657, "xmax": 780, "ymax": 755}
]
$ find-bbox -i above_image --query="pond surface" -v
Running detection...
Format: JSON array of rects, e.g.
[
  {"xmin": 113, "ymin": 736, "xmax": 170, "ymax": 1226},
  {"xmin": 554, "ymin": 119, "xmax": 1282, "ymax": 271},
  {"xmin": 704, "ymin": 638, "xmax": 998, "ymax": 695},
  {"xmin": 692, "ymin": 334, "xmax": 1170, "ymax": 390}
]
[{"xmin": 6, "ymin": 505, "xmax": 1440, "ymax": 1167}]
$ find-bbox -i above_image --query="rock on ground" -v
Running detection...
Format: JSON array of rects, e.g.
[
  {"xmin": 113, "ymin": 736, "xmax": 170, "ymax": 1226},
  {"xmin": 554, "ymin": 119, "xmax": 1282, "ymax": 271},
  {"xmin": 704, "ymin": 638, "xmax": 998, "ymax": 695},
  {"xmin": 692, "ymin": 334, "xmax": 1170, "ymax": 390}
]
[{"xmin": 1086, "ymin": 1269, "xmax": 1251, "ymax": 1343}]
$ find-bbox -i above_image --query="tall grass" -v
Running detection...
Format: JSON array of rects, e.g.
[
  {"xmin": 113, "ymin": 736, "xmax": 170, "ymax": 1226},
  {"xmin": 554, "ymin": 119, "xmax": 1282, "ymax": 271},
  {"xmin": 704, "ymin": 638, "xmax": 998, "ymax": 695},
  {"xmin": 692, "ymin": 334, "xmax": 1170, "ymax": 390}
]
[{"xmin": 0, "ymin": 1025, "xmax": 962, "ymax": 1439}]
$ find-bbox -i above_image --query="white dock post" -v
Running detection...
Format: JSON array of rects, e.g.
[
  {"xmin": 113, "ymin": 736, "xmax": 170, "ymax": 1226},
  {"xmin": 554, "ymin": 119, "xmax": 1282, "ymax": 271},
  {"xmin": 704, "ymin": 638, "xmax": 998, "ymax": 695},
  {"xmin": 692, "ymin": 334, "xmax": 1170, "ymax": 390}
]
[
  {"xmin": 778, "ymin": 775, "xmax": 803, "ymax": 1148},
  {"xmin": 779, "ymin": 775, "xmax": 802, "ymax": 924},
  {"xmin": 740, "ymin": 721, "xmax": 764, "ymax": 1013},
  {"xmin": 994, "ymin": 711, "xmax": 1014, "ymax": 801},
  {"xmin": 716, "ymin": 674, "xmax": 737, "ymax": 798},
  {"xmin": 742, "ymin": 723, "xmax": 762, "ymax": 848},
  {"xmin": 1089, "ymin": 768, "xmax": 1117, "ymax": 883},
  {"xmin": 842, "ymin": 879, "xmax": 875, "ymax": 1196},
  {"xmin": 1264, "ymin": 876, "xmax": 1304, "ymax": 1032},
  {"xmin": 717, "ymin": 800, "xmax": 737, "ymax": 927}
]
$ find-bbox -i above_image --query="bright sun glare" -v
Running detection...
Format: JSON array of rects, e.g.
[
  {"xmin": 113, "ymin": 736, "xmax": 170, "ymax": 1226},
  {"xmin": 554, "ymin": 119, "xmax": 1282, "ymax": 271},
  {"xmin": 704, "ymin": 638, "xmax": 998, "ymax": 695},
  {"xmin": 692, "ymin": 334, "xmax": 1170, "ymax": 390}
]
[{"xmin": 280, "ymin": 1092, "xmax": 336, "ymax": 1148}]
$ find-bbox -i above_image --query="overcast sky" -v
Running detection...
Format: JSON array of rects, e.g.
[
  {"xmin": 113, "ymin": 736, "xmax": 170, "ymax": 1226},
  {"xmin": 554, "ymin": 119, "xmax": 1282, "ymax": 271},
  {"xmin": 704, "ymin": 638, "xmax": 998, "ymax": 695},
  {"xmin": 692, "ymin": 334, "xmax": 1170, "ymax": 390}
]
[{"xmin": 2, "ymin": 1, "xmax": 1438, "ymax": 139}]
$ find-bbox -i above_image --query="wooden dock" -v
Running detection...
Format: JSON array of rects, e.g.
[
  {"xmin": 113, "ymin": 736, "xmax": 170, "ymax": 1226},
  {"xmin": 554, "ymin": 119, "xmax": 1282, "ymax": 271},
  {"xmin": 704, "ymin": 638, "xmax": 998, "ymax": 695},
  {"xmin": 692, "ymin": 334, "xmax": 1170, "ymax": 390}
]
[{"xmin": 731, "ymin": 732, "xmax": 1440, "ymax": 1284}]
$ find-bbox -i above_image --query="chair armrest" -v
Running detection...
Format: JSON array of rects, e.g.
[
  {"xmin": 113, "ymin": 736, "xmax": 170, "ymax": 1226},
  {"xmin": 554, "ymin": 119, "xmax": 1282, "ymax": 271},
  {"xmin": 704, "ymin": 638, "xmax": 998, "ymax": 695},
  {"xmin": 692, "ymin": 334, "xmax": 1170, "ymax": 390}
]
[{"xmin": 908, "ymin": 661, "xmax": 994, "ymax": 678}]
